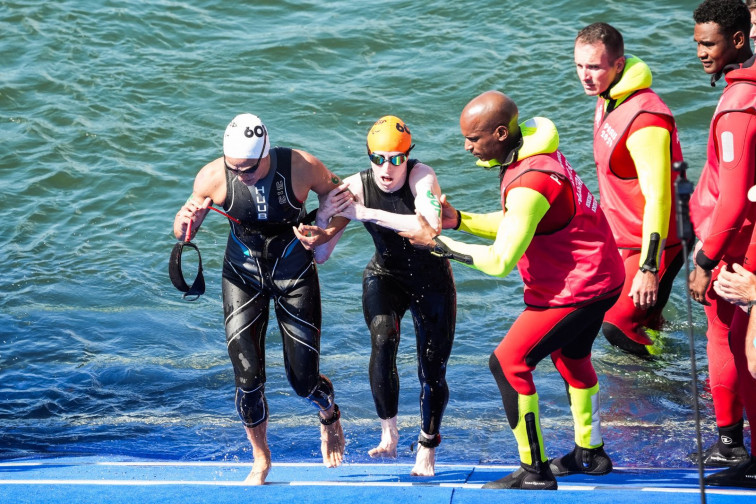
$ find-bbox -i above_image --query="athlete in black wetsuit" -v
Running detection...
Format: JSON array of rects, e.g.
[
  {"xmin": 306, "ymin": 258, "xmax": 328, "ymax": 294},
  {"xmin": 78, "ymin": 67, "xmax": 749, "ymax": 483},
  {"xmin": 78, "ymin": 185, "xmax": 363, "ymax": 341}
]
[
  {"xmin": 303, "ymin": 116, "xmax": 456, "ymax": 476},
  {"xmin": 173, "ymin": 113, "xmax": 345, "ymax": 485}
]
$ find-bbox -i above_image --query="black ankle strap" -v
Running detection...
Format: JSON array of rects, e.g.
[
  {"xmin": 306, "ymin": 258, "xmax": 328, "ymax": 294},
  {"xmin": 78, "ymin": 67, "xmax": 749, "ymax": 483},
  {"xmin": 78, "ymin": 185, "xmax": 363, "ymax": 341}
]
[
  {"xmin": 319, "ymin": 404, "xmax": 340, "ymax": 426},
  {"xmin": 417, "ymin": 432, "xmax": 441, "ymax": 448}
]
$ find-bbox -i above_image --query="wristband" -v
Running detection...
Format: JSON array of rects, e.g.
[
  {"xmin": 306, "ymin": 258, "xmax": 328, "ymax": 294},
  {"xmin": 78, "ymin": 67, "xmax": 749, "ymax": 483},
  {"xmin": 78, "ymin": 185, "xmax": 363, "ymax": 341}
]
[
  {"xmin": 639, "ymin": 233, "xmax": 660, "ymax": 273},
  {"xmin": 695, "ymin": 249, "xmax": 718, "ymax": 271},
  {"xmin": 453, "ymin": 210, "xmax": 462, "ymax": 230},
  {"xmin": 748, "ymin": 300, "xmax": 756, "ymax": 315}
]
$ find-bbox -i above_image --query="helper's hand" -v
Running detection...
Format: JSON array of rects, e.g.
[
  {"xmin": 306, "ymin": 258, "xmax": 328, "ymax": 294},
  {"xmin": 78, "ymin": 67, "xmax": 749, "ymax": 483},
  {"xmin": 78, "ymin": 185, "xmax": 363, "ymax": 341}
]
[
  {"xmin": 293, "ymin": 224, "xmax": 335, "ymax": 249},
  {"xmin": 629, "ymin": 270, "xmax": 659, "ymax": 310},
  {"xmin": 319, "ymin": 183, "xmax": 354, "ymax": 222},
  {"xmin": 439, "ymin": 194, "xmax": 459, "ymax": 230},
  {"xmin": 688, "ymin": 264, "xmax": 712, "ymax": 306},
  {"xmin": 713, "ymin": 263, "xmax": 756, "ymax": 306},
  {"xmin": 399, "ymin": 211, "xmax": 442, "ymax": 249}
]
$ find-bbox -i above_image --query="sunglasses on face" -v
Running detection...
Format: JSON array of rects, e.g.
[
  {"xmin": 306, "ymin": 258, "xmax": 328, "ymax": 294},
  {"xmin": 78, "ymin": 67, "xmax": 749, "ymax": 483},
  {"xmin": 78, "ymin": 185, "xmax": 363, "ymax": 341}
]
[
  {"xmin": 224, "ymin": 132, "xmax": 268, "ymax": 175},
  {"xmin": 368, "ymin": 152, "xmax": 408, "ymax": 166}
]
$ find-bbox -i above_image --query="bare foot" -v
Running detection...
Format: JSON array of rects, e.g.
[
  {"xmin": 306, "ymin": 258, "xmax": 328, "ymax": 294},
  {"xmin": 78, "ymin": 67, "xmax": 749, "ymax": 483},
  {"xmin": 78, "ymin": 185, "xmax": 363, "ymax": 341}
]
[
  {"xmin": 243, "ymin": 422, "xmax": 272, "ymax": 485},
  {"xmin": 320, "ymin": 406, "xmax": 345, "ymax": 468},
  {"xmin": 244, "ymin": 455, "xmax": 271, "ymax": 485},
  {"xmin": 410, "ymin": 444, "xmax": 435, "ymax": 476},
  {"xmin": 368, "ymin": 416, "xmax": 398, "ymax": 458}
]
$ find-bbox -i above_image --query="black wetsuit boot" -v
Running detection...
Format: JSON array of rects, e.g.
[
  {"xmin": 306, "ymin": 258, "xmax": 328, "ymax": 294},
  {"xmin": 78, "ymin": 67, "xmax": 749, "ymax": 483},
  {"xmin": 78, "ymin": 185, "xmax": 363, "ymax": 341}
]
[
  {"xmin": 550, "ymin": 444, "xmax": 613, "ymax": 476},
  {"xmin": 705, "ymin": 455, "xmax": 756, "ymax": 488},
  {"xmin": 482, "ymin": 406, "xmax": 557, "ymax": 490},
  {"xmin": 483, "ymin": 459, "xmax": 557, "ymax": 490},
  {"xmin": 689, "ymin": 420, "xmax": 749, "ymax": 467}
]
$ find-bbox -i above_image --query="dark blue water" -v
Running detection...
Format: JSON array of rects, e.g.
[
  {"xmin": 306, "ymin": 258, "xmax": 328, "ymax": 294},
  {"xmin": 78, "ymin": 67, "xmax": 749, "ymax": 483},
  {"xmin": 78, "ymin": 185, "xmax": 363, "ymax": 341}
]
[{"xmin": 2, "ymin": 0, "xmax": 747, "ymax": 467}]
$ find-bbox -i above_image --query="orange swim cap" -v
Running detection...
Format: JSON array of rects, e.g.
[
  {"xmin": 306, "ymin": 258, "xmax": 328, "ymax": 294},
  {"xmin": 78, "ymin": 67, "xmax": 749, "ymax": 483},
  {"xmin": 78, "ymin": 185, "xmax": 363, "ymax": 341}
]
[{"xmin": 367, "ymin": 115, "xmax": 412, "ymax": 153}]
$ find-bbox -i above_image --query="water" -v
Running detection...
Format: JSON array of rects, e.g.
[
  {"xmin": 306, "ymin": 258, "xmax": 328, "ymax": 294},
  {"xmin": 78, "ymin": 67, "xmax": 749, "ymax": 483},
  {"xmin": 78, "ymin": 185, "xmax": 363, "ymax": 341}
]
[{"xmin": 1, "ymin": 0, "xmax": 746, "ymax": 466}]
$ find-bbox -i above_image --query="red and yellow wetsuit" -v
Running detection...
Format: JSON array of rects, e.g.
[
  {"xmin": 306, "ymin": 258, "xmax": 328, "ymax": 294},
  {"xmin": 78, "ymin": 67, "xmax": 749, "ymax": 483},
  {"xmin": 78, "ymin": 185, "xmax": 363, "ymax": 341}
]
[
  {"xmin": 592, "ymin": 56, "xmax": 686, "ymax": 354},
  {"xmin": 435, "ymin": 118, "xmax": 624, "ymax": 470},
  {"xmin": 691, "ymin": 57, "xmax": 756, "ymax": 447}
]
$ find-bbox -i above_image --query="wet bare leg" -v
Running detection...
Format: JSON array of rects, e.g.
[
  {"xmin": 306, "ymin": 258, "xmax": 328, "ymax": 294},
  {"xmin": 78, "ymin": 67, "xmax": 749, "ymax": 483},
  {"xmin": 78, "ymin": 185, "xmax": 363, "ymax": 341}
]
[
  {"xmin": 368, "ymin": 416, "xmax": 399, "ymax": 458},
  {"xmin": 410, "ymin": 444, "xmax": 436, "ymax": 476},
  {"xmin": 320, "ymin": 405, "xmax": 344, "ymax": 468},
  {"xmin": 243, "ymin": 421, "xmax": 272, "ymax": 485}
]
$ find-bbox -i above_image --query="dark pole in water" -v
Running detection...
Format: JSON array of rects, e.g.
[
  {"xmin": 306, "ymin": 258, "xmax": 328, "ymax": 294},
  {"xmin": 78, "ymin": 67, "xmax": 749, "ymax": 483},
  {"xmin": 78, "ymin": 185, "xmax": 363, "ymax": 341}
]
[{"xmin": 674, "ymin": 161, "xmax": 706, "ymax": 504}]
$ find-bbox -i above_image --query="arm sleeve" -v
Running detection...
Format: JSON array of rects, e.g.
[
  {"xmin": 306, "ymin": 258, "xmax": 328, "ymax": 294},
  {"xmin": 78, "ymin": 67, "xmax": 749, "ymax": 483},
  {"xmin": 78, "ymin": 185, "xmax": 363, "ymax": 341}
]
[
  {"xmin": 435, "ymin": 187, "xmax": 550, "ymax": 277},
  {"xmin": 698, "ymin": 111, "xmax": 756, "ymax": 269},
  {"xmin": 457, "ymin": 211, "xmax": 504, "ymax": 239},
  {"xmin": 355, "ymin": 164, "xmax": 442, "ymax": 232},
  {"xmin": 626, "ymin": 125, "xmax": 672, "ymax": 269}
]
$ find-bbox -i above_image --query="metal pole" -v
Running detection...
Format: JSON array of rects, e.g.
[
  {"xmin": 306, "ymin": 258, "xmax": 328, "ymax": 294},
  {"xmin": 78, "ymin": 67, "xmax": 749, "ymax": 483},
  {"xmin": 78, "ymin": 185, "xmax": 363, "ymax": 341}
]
[{"xmin": 674, "ymin": 161, "xmax": 706, "ymax": 504}]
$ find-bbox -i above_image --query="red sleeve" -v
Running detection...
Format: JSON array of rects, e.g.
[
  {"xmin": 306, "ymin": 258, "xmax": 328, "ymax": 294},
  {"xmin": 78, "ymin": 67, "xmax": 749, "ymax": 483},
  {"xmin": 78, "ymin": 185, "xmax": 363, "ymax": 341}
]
[
  {"xmin": 698, "ymin": 111, "xmax": 756, "ymax": 267},
  {"xmin": 610, "ymin": 113, "xmax": 673, "ymax": 178},
  {"xmin": 510, "ymin": 170, "xmax": 562, "ymax": 204},
  {"xmin": 627, "ymin": 112, "xmax": 674, "ymax": 137},
  {"xmin": 509, "ymin": 170, "xmax": 574, "ymax": 233}
]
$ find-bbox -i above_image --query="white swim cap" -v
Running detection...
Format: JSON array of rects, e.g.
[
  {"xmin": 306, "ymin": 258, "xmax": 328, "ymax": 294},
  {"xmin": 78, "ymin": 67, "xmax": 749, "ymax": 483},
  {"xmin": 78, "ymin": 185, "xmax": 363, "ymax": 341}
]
[{"xmin": 223, "ymin": 113, "xmax": 270, "ymax": 159}]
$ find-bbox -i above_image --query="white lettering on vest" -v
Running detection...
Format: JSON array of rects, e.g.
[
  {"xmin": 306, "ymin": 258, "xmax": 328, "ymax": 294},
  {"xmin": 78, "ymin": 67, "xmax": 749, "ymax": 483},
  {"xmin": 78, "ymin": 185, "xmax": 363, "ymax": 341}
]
[
  {"xmin": 559, "ymin": 152, "xmax": 584, "ymax": 207},
  {"xmin": 255, "ymin": 186, "xmax": 267, "ymax": 220},
  {"xmin": 276, "ymin": 180, "xmax": 286, "ymax": 205},
  {"xmin": 599, "ymin": 123, "xmax": 618, "ymax": 148}
]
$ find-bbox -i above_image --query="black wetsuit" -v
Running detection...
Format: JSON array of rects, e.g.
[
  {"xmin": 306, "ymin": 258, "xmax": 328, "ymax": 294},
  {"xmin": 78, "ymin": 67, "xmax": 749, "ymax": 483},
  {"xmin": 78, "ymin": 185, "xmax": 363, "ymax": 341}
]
[
  {"xmin": 359, "ymin": 161, "xmax": 456, "ymax": 437},
  {"xmin": 221, "ymin": 147, "xmax": 334, "ymax": 427}
]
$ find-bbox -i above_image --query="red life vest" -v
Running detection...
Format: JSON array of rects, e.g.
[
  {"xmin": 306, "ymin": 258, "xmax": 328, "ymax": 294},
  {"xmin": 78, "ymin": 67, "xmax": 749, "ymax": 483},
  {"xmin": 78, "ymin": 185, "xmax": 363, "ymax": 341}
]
[
  {"xmin": 500, "ymin": 150, "xmax": 625, "ymax": 307},
  {"xmin": 593, "ymin": 88, "xmax": 683, "ymax": 248},
  {"xmin": 690, "ymin": 67, "xmax": 756, "ymax": 263}
]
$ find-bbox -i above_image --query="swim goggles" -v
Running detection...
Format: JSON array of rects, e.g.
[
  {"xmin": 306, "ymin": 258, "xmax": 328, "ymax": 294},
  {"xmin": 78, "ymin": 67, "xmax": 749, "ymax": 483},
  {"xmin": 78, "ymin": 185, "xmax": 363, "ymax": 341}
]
[{"xmin": 368, "ymin": 152, "xmax": 408, "ymax": 166}]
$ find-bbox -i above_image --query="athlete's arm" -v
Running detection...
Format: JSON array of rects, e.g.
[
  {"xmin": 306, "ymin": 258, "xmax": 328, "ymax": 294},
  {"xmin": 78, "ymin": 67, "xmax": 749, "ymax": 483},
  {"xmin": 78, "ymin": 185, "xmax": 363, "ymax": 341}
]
[
  {"xmin": 173, "ymin": 159, "xmax": 225, "ymax": 241},
  {"xmin": 344, "ymin": 163, "xmax": 443, "ymax": 232},
  {"xmin": 697, "ymin": 111, "xmax": 756, "ymax": 268},
  {"xmin": 433, "ymin": 187, "xmax": 550, "ymax": 277},
  {"xmin": 309, "ymin": 175, "xmax": 362, "ymax": 263},
  {"xmin": 291, "ymin": 149, "xmax": 350, "ymax": 248}
]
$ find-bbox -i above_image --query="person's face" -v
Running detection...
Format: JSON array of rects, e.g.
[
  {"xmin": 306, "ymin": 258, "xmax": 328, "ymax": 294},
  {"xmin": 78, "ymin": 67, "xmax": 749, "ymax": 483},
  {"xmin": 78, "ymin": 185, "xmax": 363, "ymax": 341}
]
[
  {"xmin": 694, "ymin": 22, "xmax": 740, "ymax": 75},
  {"xmin": 368, "ymin": 150, "xmax": 408, "ymax": 193},
  {"xmin": 574, "ymin": 41, "xmax": 625, "ymax": 96},
  {"xmin": 460, "ymin": 113, "xmax": 505, "ymax": 163},
  {"xmin": 224, "ymin": 155, "xmax": 269, "ymax": 187},
  {"xmin": 750, "ymin": 9, "xmax": 756, "ymax": 45}
]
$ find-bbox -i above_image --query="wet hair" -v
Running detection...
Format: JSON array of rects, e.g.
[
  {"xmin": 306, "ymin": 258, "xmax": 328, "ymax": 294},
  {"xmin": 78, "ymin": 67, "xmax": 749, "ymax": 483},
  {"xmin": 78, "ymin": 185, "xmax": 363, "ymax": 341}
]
[
  {"xmin": 693, "ymin": 0, "xmax": 751, "ymax": 37},
  {"xmin": 575, "ymin": 22, "xmax": 624, "ymax": 62}
]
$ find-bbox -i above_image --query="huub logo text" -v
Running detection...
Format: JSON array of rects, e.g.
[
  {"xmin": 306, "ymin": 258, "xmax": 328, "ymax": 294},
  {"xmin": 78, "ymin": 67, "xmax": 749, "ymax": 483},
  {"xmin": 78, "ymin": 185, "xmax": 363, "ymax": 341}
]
[
  {"xmin": 255, "ymin": 186, "xmax": 267, "ymax": 220},
  {"xmin": 276, "ymin": 180, "xmax": 286, "ymax": 205}
]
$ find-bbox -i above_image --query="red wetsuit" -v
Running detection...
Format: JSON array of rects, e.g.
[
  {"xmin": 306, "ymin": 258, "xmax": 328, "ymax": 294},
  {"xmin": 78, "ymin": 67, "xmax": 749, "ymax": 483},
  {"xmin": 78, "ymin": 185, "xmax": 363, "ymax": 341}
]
[
  {"xmin": 690, "ymin": 60, "xmax": 756, "ymax": 431},
  {"xmin": 593, "ymin": 87, "xmax": 686, "ymax": 349},
  {"xmin": 492, "ymin": 150, "xmax": 624, "ymax": 397}
]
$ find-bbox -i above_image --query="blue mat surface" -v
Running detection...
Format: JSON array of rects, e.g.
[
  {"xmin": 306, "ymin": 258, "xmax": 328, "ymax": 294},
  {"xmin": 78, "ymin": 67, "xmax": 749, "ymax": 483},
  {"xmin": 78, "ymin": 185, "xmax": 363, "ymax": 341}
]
[{"xmin": 1, "ymin": 458, "xmax": 754, "ymax": 504}]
